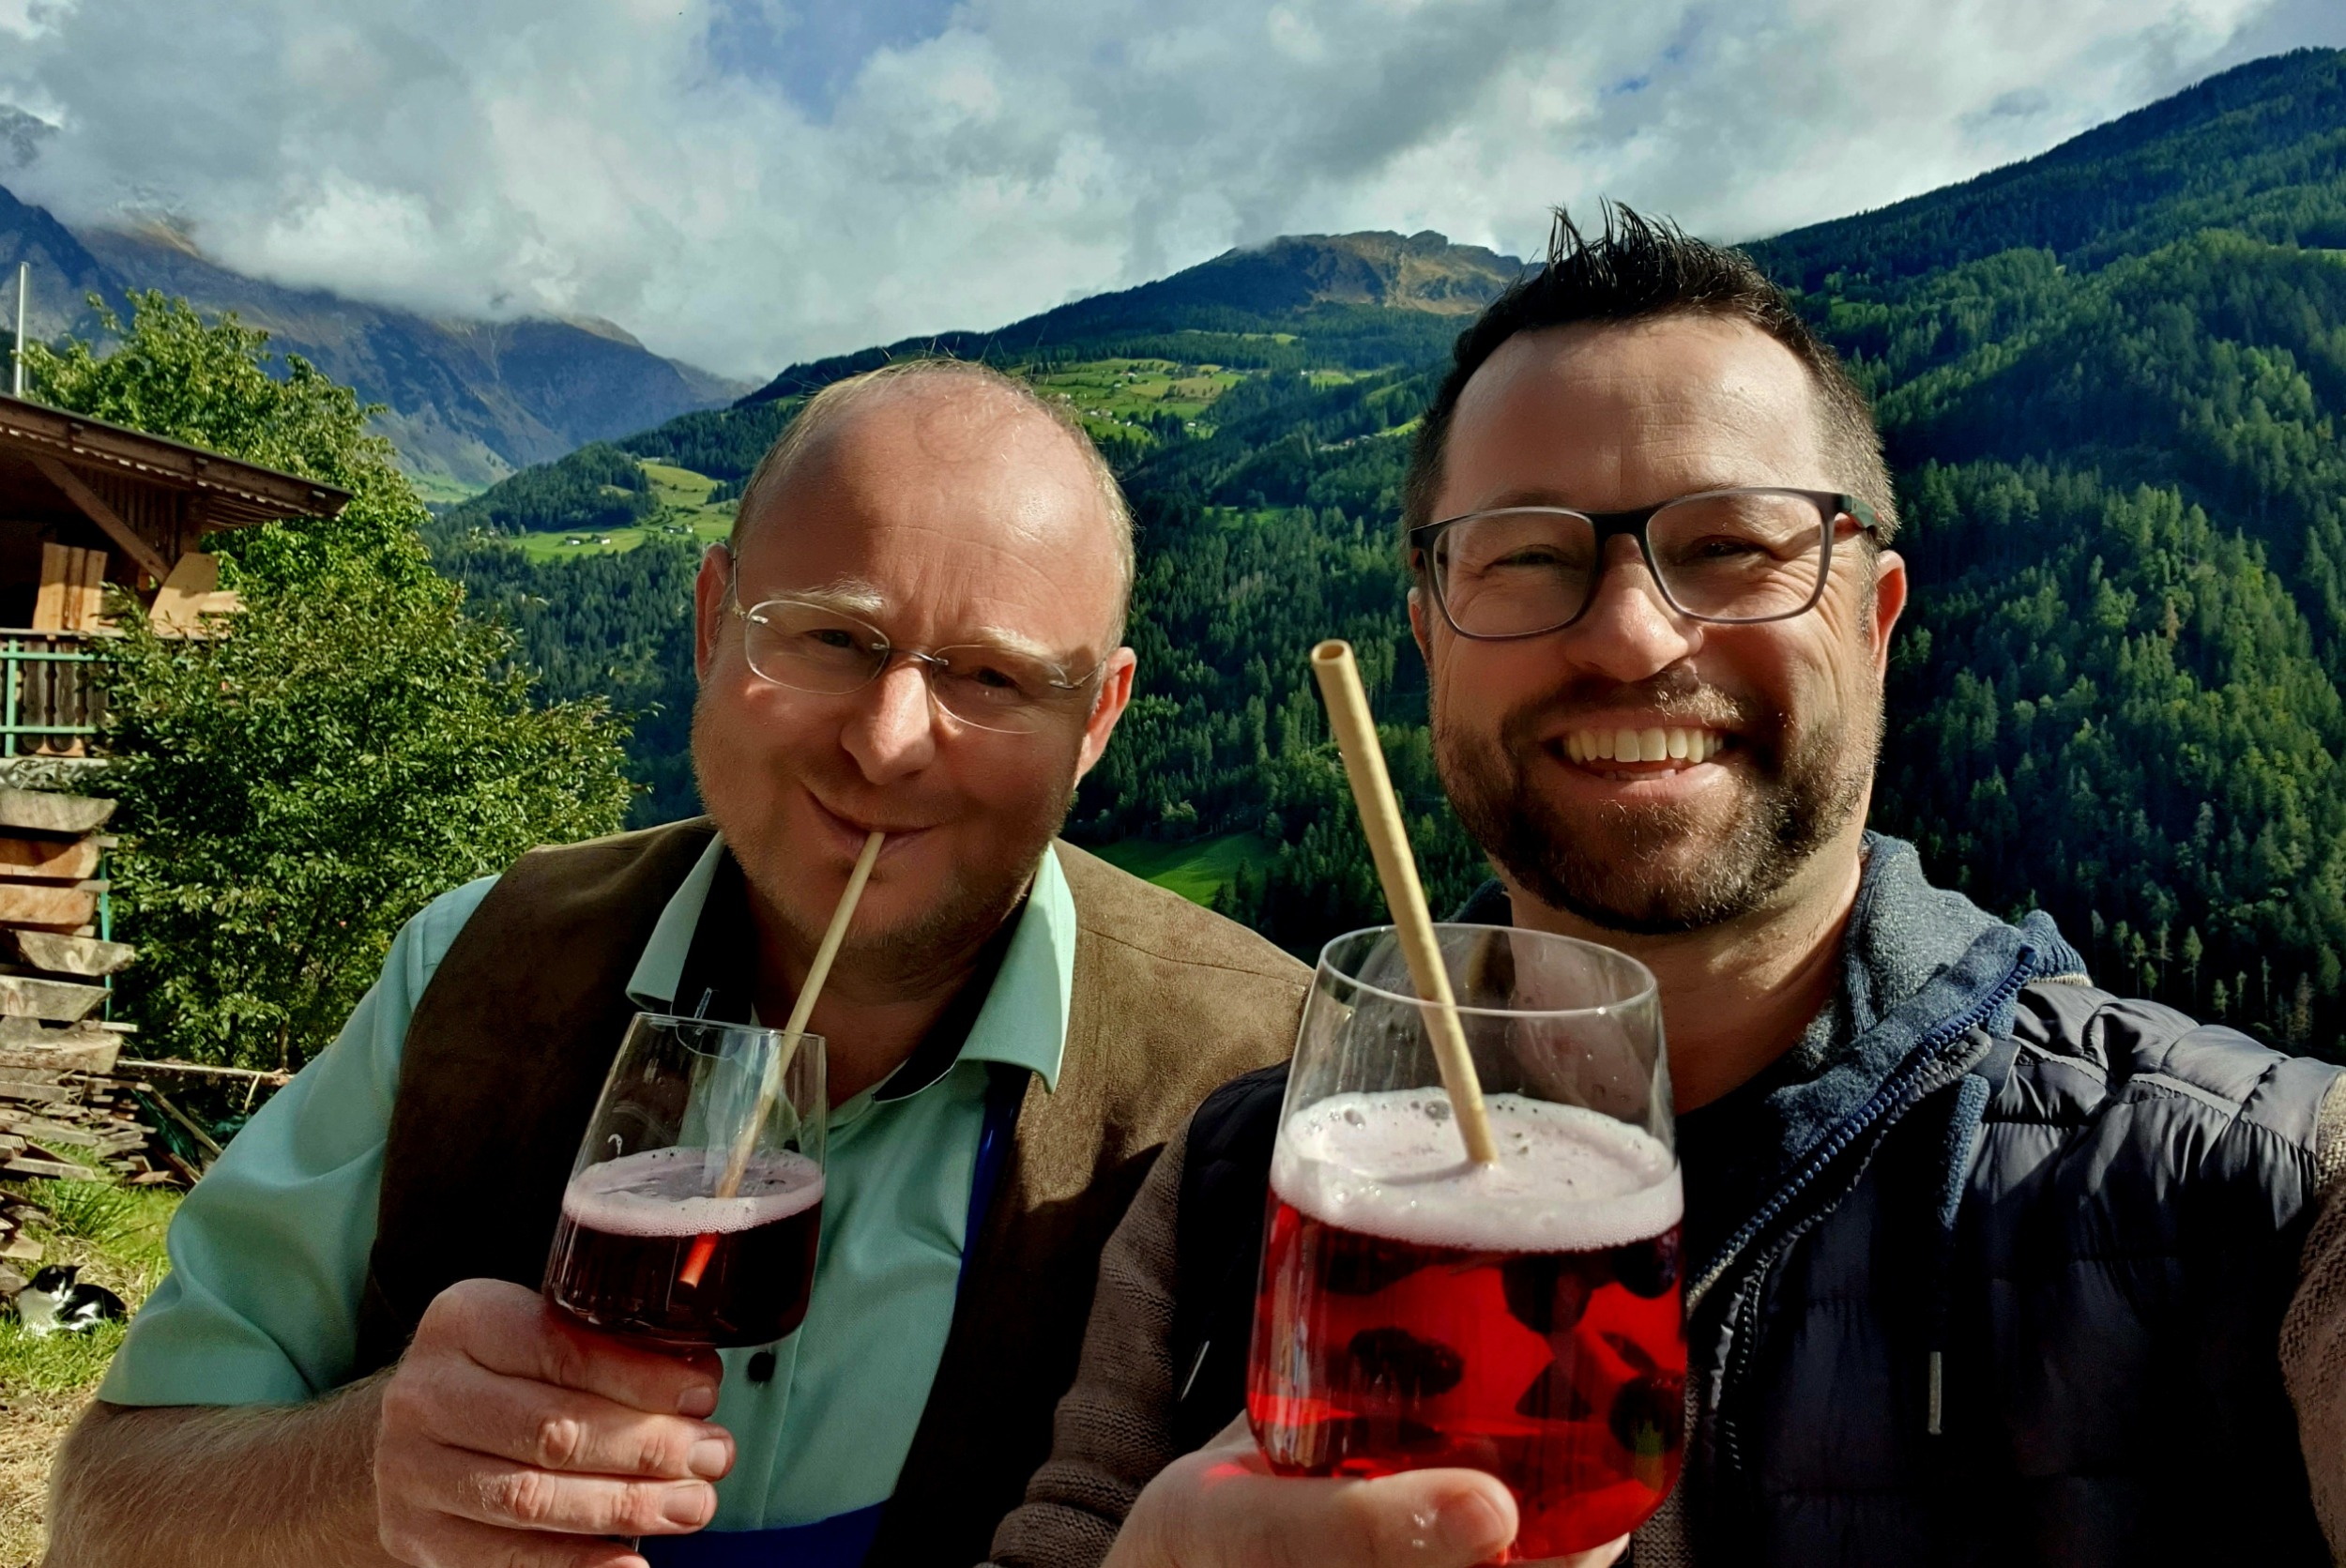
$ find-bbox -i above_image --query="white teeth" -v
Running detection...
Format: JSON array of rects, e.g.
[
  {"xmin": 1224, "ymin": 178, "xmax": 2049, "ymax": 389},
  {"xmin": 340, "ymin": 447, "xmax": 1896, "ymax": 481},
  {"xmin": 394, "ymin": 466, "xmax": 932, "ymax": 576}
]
[{"xmin": 1567, "ymin": 726, "xmax": 1726, "ymax": 767}]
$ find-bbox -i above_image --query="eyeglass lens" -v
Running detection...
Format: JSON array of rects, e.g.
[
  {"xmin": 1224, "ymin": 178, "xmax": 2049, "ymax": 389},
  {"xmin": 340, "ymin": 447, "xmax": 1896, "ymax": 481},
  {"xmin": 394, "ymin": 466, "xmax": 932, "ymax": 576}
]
[
  {"xmin": 1433, "ymin": 491, "xmax": 1836, "ymax": 636},
  {"xmin": 738, "ymin": 600, "xmax": 1080, "ymax": 733}
]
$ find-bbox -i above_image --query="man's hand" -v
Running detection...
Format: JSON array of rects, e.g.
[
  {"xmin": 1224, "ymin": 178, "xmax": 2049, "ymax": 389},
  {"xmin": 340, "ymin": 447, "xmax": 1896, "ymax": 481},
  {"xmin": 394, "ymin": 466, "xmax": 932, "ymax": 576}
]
[
  {"xmin": 373, "ymin": 1278, "xmax": 737, "ymax": 1568},
  {"xmin": 1104, "ymin": 1418, "xmax": 1629, "ymax": 1568}
]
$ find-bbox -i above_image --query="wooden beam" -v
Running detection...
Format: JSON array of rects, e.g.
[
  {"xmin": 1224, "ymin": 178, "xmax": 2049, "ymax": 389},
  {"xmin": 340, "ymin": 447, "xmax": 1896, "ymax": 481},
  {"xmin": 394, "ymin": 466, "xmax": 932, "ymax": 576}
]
[
  {"xmin": 0, "ymin": 883, "xmax": 97, "ymax": 929},
  {"xmin": 3, "ymin": 930, "xmax": 134, "ymax": 976},
  {"xmin": 0, "ymin": 976, "xmax": 107, "ymax": 1023},
  {"xmin": 0, "ymin": 789, "xmax": 115, "ymax": 834},
  {"xmin": 30, "ymin": 454, "xmax": 174, "ymax": 582},
  {"xmin": 31, "ymin": 543, "xmax": 68, "ymax": 633},
  {"xmin": 0, "ymin": 1035, "xmax": 118, "ymax": 1073},
  {"xmin": 0, "ymin": 836, "xmax": 103, "ymax": 883},
  {"xmin": 116, "ymin": 1058, "xmax": 288, "ymax": 1086}
]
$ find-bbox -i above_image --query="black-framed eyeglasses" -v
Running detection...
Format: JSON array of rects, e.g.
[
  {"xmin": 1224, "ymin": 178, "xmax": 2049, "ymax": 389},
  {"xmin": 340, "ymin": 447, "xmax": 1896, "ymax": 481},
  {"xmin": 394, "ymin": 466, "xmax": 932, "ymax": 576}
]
[
  {"xmin": 1409, "ymin": 487, "xmax": 1882, "ymax": 640},
  {"xmin": 725, "ymin": 582, "xmax": 1105, "ymax": 736}
]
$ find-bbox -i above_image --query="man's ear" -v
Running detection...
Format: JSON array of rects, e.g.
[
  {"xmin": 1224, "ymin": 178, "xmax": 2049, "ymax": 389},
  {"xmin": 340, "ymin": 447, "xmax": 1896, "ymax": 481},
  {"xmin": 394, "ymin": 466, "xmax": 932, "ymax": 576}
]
[
  {"xmin": 1408, "ymin": 584, "xmax": 1434, "ymax": 668},
  {"xmin": 1074, "ymin": 647, "xmax": 1139, "ymax": 783},
  {"xmin": 1868, "ymin": 550, "xmax": 1909, "ymax": 678},
  {"xmin": 694, "ymin": 544, "xmax": 734, "ymax": 682}
]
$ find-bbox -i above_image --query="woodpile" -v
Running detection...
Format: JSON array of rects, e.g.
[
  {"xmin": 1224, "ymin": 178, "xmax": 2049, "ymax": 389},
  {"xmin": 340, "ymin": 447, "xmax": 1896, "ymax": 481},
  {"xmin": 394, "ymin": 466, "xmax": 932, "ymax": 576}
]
[{"xmin": 0, "ymin": 785, "xmax": 190, "ymax": 1256}]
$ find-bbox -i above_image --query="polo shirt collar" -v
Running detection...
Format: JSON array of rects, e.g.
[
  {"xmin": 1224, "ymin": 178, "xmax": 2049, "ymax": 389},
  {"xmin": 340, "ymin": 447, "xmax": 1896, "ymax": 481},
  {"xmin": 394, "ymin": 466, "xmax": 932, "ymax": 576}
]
[
  {"xmin": 955, "ymin": 842, "xmax": 1072, "ymax": 1093},
  {"xmin": 622, "ymin": 830, "xmax": 1070, "ymax": 1095},
  {"xmin": 625, "ymin": 830, "xmax": 727, "ymax": 1013}
]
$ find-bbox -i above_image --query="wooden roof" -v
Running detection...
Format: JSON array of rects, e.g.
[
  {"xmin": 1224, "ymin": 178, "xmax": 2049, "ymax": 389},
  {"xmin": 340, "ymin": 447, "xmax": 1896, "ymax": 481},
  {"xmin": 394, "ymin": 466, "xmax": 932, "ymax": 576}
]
[{"xmin": 0, "ymin": 392, "xmax": 352, "ymax": 530}]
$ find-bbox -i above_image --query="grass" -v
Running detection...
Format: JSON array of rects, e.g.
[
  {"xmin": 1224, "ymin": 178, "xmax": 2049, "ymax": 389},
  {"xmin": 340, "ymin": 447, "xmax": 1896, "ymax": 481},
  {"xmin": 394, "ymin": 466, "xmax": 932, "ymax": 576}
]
[
  {"xmin": 1089, "ymin": 832, "xmax": 1271, "ymax": 906},
  {"xmin": 512, "ymin": 457, "xmax": 739, "ymax": 559},
  {"xmin": 1025, "ymin": 358, "xmax": 1246, "ymax": 443},
  {"xmin": 25, "ymin": 1182, "xmax": 135, "ymax": 1246},
  {"xmin": 0, "ymin": 1176, "xmax": 180, "ymax": 1565},
  {"xmin": 404, "ymin": 471, "xmax": 490, "ymax": 509}
]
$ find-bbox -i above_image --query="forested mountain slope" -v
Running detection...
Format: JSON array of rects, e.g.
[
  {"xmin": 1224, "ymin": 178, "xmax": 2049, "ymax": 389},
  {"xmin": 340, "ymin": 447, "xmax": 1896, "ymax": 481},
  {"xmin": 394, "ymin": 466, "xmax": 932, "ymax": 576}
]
[
  {"xmin": 438, "ymin": 47, "xmax": 2346, "ymax": 1049},
  {"xmin": 1755, "ymin": 48, "xmax": 2346, "ymax": 1041}
]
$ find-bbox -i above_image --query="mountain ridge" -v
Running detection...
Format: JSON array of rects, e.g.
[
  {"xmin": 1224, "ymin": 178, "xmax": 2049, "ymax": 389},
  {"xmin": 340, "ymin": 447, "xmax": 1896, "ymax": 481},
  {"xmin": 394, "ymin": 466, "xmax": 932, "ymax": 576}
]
[
  {"xmin": 438, "ymin": 45, "xmax": 2346, "ymax": 1053},
  {"xmin": 1749, "ymin": 46, "xmax": 2346, "ymax": 291},
  {"xmin": 739, "ymin": 228, "xmax": 1523, "ymax": 403},
  {"xmin": 0, "ymin": 185, "xmax": 752, "ymax": 491}
]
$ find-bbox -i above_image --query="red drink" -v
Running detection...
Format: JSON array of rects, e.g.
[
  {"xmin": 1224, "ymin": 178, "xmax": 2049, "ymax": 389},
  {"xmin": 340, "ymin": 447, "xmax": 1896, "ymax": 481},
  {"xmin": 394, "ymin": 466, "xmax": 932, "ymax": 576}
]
[
  {"xmin": 1248, "ymin": 1091, "xmax": 1685, "ymax": 1558},
  {"xmin": 545, "ymin": 1146, "xmax": 825, "ymax": 1348}
]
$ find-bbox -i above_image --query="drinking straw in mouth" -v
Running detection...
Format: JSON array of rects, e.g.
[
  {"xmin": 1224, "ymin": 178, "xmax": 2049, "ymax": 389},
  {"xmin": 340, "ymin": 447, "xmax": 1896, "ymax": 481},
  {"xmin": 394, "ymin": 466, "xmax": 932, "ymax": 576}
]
[
  {"xmin": 1309, "ymin": 640, "xmax": 1498, "ymax": 1165},
  {"xmin": 678, "ymin": 829, "xmax": 885, "ymax": 1287}
]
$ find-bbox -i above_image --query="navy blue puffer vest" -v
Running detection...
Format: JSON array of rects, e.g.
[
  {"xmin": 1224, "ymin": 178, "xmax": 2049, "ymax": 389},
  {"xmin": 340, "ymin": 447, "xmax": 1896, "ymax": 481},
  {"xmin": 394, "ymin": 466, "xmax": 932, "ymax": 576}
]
[{"xmin": 1167, "ymin": 973, "xmax": 2340, "ymax": 1565}]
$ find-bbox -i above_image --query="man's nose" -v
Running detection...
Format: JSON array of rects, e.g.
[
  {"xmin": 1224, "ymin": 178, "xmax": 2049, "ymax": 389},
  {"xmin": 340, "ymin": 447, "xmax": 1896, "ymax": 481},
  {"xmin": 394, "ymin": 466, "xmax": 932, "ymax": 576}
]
[
  {"xmin": 1559, "ymin": 536, "xmax": 1700, "ymax": 681},
  {"xmin": 839, "ymin": 658, "xmax": 939, "ymax": 781}
]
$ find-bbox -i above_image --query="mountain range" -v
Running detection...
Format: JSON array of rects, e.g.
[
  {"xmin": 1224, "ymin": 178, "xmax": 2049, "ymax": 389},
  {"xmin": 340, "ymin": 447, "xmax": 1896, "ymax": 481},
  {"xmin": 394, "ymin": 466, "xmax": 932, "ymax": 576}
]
[
  {"xmin": 0, "ymin": 184, "xmax": 751, "ymax": 494},
  {"xmin": 11, "ymin": 44, "xmax": 2345, "ymax": 1050},
  {"xmin": 423, "ymin": 45, "xmax": 2346, "ymax": 1054}
]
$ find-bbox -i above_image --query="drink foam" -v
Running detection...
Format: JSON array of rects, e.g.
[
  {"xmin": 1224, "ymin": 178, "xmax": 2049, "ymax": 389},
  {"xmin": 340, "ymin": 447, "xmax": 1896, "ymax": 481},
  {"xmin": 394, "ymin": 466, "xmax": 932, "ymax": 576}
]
[
  {"xmin": 560, "ymin": 1147, "xmax": 825, "ymax": 1239},
  {"xmin": 1272, "ymin": 1089, "xmax": 1682, "ymax": 1252}
]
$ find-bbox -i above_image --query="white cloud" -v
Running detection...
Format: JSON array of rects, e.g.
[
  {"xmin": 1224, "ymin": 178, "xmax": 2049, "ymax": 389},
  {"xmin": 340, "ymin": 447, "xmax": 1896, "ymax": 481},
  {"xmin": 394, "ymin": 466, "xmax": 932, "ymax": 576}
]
[{"xmin": 0, "ymin": 0, "xmax": 2324, "ymax": 378}]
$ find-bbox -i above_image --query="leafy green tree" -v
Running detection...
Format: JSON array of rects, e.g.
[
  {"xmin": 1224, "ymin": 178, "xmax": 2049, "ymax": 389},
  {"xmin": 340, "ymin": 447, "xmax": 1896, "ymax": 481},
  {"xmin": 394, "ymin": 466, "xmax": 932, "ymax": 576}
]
[{"xmin": 23, "ymin": 294, "xmax": 635, "ymax": 1070}]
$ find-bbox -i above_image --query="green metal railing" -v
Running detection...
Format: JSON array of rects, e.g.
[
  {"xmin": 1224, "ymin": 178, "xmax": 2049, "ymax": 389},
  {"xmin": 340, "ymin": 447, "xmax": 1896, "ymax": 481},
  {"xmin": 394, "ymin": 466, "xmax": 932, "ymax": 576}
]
[{"xmin": 0, "ymin": 632, "xmax": 99, "ymax": 757}]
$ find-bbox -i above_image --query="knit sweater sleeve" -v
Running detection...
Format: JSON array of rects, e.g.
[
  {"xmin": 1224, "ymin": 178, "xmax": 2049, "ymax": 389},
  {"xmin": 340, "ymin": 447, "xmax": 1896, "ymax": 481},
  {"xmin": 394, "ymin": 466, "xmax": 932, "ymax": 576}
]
[
  {"xmin": 986, "ymin": 1133, "xmax": 1189, "ymax": 1568},
  {"xmin": 2282, "ymin": 1072, "xmax": 2346, "ymax": 1560}
]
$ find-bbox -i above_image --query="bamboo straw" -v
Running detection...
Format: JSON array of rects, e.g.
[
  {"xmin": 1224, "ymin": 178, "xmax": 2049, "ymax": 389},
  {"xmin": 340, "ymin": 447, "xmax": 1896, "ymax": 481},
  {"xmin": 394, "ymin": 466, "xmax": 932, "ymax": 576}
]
[
  {"xmin": 679, "ymin": 830, "xmax": 884, "ymax": 1286},
  {"xmin": 1309, "ymin": 640, "xmax": 1498, "ymax": 1165}
]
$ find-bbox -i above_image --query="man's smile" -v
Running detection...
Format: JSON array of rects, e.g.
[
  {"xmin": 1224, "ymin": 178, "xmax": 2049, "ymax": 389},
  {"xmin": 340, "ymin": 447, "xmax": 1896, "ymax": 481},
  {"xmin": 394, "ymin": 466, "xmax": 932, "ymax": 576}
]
[{"xmin": 1561, "ymin": 723, "xmax": 1731, "ymax": 769}]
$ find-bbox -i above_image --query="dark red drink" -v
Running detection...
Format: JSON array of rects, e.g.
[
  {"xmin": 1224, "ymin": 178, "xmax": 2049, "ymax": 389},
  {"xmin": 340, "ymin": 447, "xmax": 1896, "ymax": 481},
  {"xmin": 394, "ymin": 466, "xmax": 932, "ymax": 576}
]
[
  {"xmin": 545, "ymin": 1146, "xmax": 825, "ymax": 1348},
  {"xmin": 1248, "ymin": 1091, "xmax": 1684, "ymax": 1557}
]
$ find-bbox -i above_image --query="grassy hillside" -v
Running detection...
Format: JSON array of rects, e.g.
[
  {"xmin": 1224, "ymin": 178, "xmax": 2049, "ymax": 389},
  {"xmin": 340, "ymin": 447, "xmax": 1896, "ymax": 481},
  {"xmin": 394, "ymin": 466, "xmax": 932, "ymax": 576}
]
[
  {"xmin": 505, "ymin": 461, "xmax": 737, "ymax": 561},
  {"xmin": 1088, "ymin": 832, "xmax": 1273, "ymax": 906}
]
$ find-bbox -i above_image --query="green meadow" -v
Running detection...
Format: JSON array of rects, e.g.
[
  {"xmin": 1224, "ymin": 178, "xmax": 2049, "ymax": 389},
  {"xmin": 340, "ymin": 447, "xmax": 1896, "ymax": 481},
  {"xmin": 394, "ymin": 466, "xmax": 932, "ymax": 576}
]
[
  {"xmin": 1089, "ymin": 832, "xmax": 1270, "ymax": 906},
  {"xmin": 512, "ymin": 459, "xmax": 738, "ymax": 559},
  {"xmin": 1027, "ymin": 358, "xmax": 1244, "ymax": 440}
]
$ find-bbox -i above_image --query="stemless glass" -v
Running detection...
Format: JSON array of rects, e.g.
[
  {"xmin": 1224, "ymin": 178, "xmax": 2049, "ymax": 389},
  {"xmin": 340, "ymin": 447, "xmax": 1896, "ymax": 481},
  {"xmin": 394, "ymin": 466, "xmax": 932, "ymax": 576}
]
[
  {"xmin": 1246, "ymin": 925, "xmax": 1682, "ymax": 1557},
  {"xmin": 543, "ymin": 1013, "xmax": 829, "ymax": 1349}
]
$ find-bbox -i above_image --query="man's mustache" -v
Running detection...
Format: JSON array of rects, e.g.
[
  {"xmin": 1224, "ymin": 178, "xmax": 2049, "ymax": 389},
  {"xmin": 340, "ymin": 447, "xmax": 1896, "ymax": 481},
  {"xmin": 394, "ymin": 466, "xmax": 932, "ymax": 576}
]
[{"xmin": 1489, "ymin": 668, "xmax": 1767, "ymax": 749}]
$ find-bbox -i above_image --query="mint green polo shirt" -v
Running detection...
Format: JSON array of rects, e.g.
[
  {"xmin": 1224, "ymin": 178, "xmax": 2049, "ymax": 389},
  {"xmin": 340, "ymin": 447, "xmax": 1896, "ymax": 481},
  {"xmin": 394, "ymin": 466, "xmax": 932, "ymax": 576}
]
[{"xmin": 101, "ymin": 834, "xmax": 1075, "ymax": 1531}]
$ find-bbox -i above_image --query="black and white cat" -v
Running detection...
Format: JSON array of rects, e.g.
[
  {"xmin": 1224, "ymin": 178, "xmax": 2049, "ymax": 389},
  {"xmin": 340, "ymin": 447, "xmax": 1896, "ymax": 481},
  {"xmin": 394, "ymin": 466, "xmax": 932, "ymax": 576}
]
[{"xmin": 15, "ymin": 1264, "xmax": 127, "ymax": 1335}]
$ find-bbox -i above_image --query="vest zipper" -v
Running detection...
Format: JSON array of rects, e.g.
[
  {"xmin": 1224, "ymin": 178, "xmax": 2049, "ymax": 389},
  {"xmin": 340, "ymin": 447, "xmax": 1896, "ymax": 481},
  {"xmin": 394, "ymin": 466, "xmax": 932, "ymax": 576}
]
[
  {"xmin": 1690, "ymin": 950, "xmax": 2034, "ymax": 1312},
  {"xmin": 1701, "ymin": 950, "xmax": 2035, "ymax": 1510}
]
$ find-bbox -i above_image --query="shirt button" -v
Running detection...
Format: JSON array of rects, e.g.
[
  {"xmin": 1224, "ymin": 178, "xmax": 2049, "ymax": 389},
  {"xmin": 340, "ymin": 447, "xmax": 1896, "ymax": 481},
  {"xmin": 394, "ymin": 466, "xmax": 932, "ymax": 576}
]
[{"xmin": 748, "ymin": 1349, "xmax": 777, "ymax": 1384}]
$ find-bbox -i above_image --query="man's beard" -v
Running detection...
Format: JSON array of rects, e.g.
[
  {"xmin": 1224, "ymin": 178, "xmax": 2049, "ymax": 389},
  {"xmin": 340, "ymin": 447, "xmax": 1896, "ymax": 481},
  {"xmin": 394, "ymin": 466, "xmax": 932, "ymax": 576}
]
[{"xmin": 1434, "ymin": 667, "xmax": 1879, "ymax": 936}]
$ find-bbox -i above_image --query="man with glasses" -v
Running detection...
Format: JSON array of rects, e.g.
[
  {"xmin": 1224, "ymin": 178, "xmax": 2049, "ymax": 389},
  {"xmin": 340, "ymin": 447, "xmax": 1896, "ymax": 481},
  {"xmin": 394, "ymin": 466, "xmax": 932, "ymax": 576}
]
[
  {"xmin": 988, "ymin": 211, "xmax": 2346, "ymax": 1568},
  {"xmin": 47, "ymin": 361, "xmax": 1311, "ymax": 1568}
]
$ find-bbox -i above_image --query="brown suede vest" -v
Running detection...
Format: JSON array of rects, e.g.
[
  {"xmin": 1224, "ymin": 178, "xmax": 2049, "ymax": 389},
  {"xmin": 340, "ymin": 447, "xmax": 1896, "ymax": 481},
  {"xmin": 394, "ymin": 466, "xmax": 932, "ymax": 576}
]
[{"xmin": 353, "ymin": 819, "xmax": 1307, "ymax": 1566}]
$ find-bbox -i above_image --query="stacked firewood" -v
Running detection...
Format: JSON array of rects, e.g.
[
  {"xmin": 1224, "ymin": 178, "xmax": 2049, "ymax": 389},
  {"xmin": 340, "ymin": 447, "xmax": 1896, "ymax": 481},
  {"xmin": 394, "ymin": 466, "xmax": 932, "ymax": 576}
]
[{"xmin": 0, "ymin": 787, "xmax": 182, "ymax": 1203}]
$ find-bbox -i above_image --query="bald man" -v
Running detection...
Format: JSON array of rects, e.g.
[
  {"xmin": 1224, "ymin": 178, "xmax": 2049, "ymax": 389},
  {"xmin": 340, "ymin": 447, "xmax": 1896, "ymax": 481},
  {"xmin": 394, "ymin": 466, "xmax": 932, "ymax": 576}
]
[{"xmin": 50, "ymin": 362, "xmax": 1308, "ymax": 1568}]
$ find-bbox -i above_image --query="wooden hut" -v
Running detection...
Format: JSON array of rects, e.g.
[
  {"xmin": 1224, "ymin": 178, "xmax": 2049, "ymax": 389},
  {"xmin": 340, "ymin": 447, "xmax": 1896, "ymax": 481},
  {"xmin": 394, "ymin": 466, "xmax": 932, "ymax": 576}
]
[
  {"xmin": 0, "ymin": 395, "xmax": 345, "ymax": 1199},
  {"xmin": 0, "ymin": 391, "xmax": 350, "ymax": 759}
]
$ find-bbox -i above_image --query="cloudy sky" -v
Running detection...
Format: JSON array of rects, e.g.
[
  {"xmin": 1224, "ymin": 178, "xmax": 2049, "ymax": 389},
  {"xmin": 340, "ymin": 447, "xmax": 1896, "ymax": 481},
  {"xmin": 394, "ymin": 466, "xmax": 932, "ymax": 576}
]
[{"xmin": 1, "ymin": 0, "xmax": 2340, "ymax": 379}]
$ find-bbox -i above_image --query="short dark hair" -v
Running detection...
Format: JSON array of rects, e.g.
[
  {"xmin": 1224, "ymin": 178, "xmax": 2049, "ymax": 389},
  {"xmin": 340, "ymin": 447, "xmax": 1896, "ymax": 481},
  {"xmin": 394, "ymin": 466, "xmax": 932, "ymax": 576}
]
[{"xmin": 1404, "ymin": 205, "xmax": 1897, "ymax": 542}]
